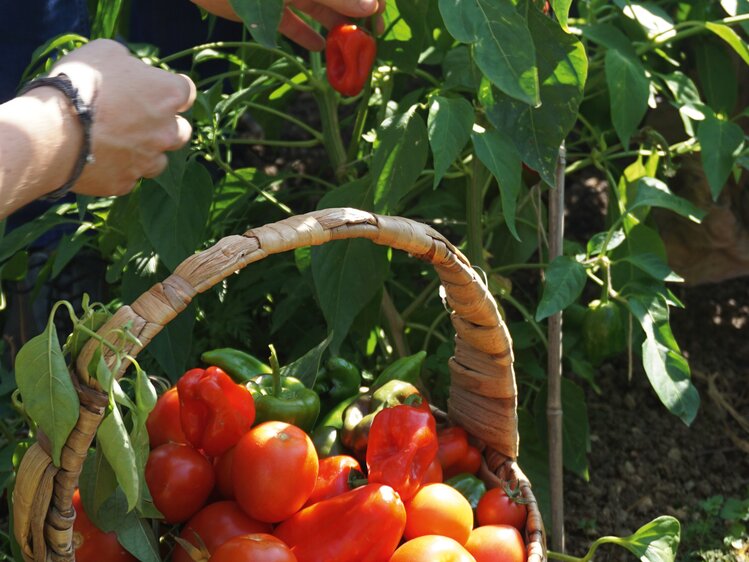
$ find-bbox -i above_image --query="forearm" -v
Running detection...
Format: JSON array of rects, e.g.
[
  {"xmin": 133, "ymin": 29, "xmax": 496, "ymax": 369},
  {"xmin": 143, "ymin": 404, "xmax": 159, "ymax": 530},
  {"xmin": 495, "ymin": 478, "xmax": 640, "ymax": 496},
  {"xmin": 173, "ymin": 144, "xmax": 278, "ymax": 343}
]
[{"xmin": 0, "ymin": 88, "xmax": 81, "ymax": 220}]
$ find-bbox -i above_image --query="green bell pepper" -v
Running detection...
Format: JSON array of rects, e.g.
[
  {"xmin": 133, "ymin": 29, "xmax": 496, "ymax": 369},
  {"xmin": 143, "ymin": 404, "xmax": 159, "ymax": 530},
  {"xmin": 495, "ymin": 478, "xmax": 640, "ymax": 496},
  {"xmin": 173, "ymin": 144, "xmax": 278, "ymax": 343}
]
[
  {"xmin": 201, "ymin": 347, "xmax": 272, "ymax": 383},
  {"xmin": 314, "ymin": 356, "xmax": 362, "ymax": 411},
  {"xmin": 445, "ymin": 473, "xmax": 487, "ymax": 510},
  {"xmin": 341, "ymin": 379, "xmax": 422, "ymax": 458},
  {"xmin": 310, "ymin": 425, "xmax": 344, "ymax": 458},
  {"xmin": 316, "ymin": 393, "xmax": 361, "ymax": 430},
  {"xmin": 371, "ymin": 351, "xmax": 426, "ymax": 390},
  {"xmin": 248, "ymin": 345, "xmax": 320, "ymax": 432}
]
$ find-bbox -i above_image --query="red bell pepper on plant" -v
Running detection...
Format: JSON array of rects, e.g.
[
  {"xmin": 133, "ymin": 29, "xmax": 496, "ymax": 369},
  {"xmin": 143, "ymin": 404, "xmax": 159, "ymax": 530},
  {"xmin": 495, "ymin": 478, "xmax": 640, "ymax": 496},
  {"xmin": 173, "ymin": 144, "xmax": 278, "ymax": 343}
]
[
  {"xmin": 325, "ymin": 24, "xmax": 377, "ymax": 96},
  {"xmin": 177, "ymin": 366, "xmax": 255, "ymax": 457},
  {"xmin": 365, "ymin": 398, "xmax": 438, "ymax": 501},
  {"xmin": 274, "ymin": 483, "xmax": 406, "ymax": 562}
]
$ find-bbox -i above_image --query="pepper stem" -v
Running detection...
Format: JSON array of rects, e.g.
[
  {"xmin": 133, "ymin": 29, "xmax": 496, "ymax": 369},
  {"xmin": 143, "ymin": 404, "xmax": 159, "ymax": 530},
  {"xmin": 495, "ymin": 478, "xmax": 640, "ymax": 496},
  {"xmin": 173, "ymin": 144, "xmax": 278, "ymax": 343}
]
[{"xmin": 268, "ymin": 344, "xmax": 282, "ymax": 397}]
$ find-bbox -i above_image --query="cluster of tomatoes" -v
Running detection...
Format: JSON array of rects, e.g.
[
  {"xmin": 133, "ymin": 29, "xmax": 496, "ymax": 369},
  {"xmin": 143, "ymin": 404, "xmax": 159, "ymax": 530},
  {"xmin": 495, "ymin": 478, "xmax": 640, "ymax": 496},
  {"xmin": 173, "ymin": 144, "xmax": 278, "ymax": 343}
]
[{"xmin": 73, "ymin": 365, "xmax": 529, "ymax": 562}]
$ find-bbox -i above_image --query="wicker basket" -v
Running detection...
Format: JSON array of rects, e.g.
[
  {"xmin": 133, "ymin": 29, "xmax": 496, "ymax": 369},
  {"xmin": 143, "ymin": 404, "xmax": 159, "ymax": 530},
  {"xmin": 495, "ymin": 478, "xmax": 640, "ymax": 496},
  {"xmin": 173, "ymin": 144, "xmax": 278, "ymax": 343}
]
[{"xmin": 13, "ymin": 207, "xmax": 546, "ymax": 562}]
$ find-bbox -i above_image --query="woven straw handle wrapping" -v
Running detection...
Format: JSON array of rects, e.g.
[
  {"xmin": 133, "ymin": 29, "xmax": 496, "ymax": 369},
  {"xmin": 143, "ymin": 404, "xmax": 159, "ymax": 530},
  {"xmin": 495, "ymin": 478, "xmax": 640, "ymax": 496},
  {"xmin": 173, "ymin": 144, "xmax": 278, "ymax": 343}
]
[{"xmin": 13, "ymin": 208, "xmax": 545, "ymax": 561}]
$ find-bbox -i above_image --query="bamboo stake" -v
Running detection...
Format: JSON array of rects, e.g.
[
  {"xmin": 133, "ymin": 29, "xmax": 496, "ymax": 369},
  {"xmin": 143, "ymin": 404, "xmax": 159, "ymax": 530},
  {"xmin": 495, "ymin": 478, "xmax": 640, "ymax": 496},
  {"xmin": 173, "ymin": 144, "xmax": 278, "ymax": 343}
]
[{"xmin": 547, "ymin": 143, "xmax": 567, "ymax": 553}]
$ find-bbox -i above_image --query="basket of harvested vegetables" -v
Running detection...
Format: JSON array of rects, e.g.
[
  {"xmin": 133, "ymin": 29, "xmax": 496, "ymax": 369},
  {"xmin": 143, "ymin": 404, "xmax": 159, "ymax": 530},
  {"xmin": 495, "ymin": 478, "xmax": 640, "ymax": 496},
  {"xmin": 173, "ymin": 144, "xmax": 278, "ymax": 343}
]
[{"xmin": 12, "ymin": 207, "xmax": 546, "ymax": 562}]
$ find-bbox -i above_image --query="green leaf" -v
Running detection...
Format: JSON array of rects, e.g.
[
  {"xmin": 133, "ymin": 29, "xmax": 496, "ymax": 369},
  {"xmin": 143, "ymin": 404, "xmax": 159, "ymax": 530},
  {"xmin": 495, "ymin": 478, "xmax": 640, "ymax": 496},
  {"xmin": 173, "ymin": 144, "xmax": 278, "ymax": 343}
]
[
  {"xmin": 627, "ymin": 295, "xmax": 699, "ymax": 425},
  {"xmin": 393, "ymin": 0, "xmax": 430, "ymax": 72},
  {"xmin": 438, "ymin": 0, "xmax": 539, "ymax": 105},
  {"xmin": 427, "ymin": 96, "xmax": 475, "ymax": 188},
  {"xmin": 0, "ymin": 212, "xmax": 66, "ymax": 265},
  {"xmin": 535, "ymin": 256, "xmax": 587, "ymax": 321},
  {"xmin": 154, "ymin": 147, "xmax": 189, "ymax": 200},
  {"xmin": 97, "ymin": 407, "xmax": 139, "ymax": 511},
  {"xmin": 616, "ymin": 516, "xmax": 681, "ymax": 562},
  {"xmin": 619, "ymin": 253, "xmax": 683, "ymax": 282},
  {"xmin": 115, "ymin": 511, "xmax": 161, "ymax": 562},
  {"xmin": 146, "ymin": 307, "xmax": 196, "ymax": 383},
  {"xmin": 535, "ymin": 378, "xmax": 590, "ymax": 480},
  {"xmin": 615, "ymin": 1, "xmax": 675, "ymax": 40},
  {"xmin": 587, "ymin": 229, "xmax": 625, "ymax": 256},
  {"xmin": 471, "ymin": 129, "xmax": 522, "ymax": 240},
  {"xmin": 627, "ymin": 177, "xmax": 705, "ymax": 223},
  {"xmin": 721, "ymin": 0, "xmax": 749, "ymax": 34},
  {"xmin": 140, "ymin": 159, "xmax": 213, "ymax": 271},
  {"xmin": 697, "ymin": 114, "xmax": 745, "ymax": 199},
  {"xmin": 279, "ymin": 333, "xmax": 333, "ymax": 388},
  {"xmin": 80, "ymin": 449, "xmax": 118, "ymax": 529},
  {"xmin": 14, "ymin": 321, "xmax": 79, "ymax": 466},
  {"xmin": 52, "ymin": 224, "xmax": 91, "ymax": 278},
  {"xmin": 91, "ymin": 0, "xmax": 123, "ymax": 39},
  {"xmin": 442, "ymin": 46, "xmax": 482, "ymax": 91},
  {"xmin": 605, "ymin": 49, "xmax": 650, "ymax": 147},
  {"xmin": 312, "ymin": 240, "xmax": 390, "ymax": 354},
  {"xmin": 229, "ymin": 0, "xmax": 284, "ymax": 48},
  {"xmin": 485, "ymin": 7, "xmax": 587, "ymax": 185},
  {"xmin": 0, "ymin": 251, "xmax": 28, "ymax": 281},
  {"xmin": 550, "ymin": 0, "xmax": 573, "ymax": 30},
  {"xmin": 582, "ymin": 23, "xmax": 636, "ymax": 55},
  {"xmin": 705, "ymin": 22, "xmax": 749, "ymax": 65},
  {"xmin": 695, "ymin": 40, "xmax": 738, "ymax": 115},
  {"xmin": 371, "ymin": 106, "xmax": 429, "ymax": 213}
]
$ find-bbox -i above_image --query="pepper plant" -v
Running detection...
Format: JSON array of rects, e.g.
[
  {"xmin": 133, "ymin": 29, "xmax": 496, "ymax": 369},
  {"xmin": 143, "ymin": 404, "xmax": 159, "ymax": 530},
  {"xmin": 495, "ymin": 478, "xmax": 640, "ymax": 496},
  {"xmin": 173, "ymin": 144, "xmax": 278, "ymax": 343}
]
[{"xmin": 1, "ymin": 0, "xmax": 748, "ymax": 559}]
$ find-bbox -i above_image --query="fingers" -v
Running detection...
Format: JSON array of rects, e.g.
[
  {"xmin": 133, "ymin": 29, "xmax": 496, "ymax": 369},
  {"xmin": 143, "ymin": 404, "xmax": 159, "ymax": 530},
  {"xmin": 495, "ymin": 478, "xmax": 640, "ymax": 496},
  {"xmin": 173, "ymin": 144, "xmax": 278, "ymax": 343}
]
[
  {"xmin": 142, "ymin": 153, "xmax": 169, "ymax": 179},
  {"xmin": 278, "ymin": 8, "xmax": 327, "ymax": 51},
  {"xmin": 295, "ymin": 0, "xmax": 380, "ymax": 18},
  {"xmin": 174, "ymin": 74, "xmax": 197, "ymax": 113}
]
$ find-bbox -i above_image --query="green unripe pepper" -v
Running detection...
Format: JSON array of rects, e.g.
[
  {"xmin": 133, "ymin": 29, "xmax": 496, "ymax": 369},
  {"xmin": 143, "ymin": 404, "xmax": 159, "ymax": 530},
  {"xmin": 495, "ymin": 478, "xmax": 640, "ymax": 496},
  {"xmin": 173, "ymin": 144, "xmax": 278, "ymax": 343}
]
[
  {"xmin": 445, "ymin": 473, "xmax": 487, "ymax": 509},
  {"xmin": 316, "ymin": 393, "xmax": 361, "ymax": 430},
  {"xmin": 310, "ymin": 425, "xmax": 344, "ymax": 458},
  {"xmin": 341, "ymin": 379, "xmax": 422, "ymax": 458},
  {"xmin": 582, "ymin": 299, "xmax": 626, "ymax": 366},
  {"xmin": 201, "ymin": 347, "xmax": 272, "ymax": 383},
  {"xmin": 248, "ymin": 345, "xmax": 320, "ymax": 431},
  {"xmin": 314, "ymin": 356, "xmax": 362, "ymax": 411},
  {"xmin": 371, "ymin": 351, "xmax": 426, "ymax": 391}
]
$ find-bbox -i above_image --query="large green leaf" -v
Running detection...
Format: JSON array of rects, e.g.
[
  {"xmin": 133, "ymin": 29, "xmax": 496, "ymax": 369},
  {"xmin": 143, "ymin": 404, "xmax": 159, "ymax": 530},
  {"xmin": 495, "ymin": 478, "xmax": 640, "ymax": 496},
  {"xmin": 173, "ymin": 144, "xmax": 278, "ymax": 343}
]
[
  {"xmin": 471, "ymin": 128, "xmax": 522, "ymax": 240},
  {"xmin": 695, "ymin": 40, "xmax": 738, "ymax": 115},
  {"xmin": 721, "ymin": 0, "xmax": 749, "ymax": 34},
  {"xmin": 550, "ymin": 0, "xmax": 573, "ymax": 30},
  {"xmin": 371, "ymin": 105, "xmax": 429, "ymax": 213},
  {"xmin": 14, "ymin": 322, "xmax": 79, "ymax": 466},
  {"xmin": 617, "ymin": 516, "xmax": 681, "ymax": 562},
  {"xmin": 442, "ymin": 46, "xmax": 482, "ymax": 91},
  {"xmin": 582, "ymin": 23, "xmax": 636, "ymax": 55},
  {"xmin": 606, "ymin": 49, "xmax": 650, "ymax": 147},
  {"xmin": 229, "ymin": 0, "xmax": 284, "ymax": 48},
  {"xmin": 97, "ymin": 406, "xmax": 139, "ymax": 511},
  {"xmin": 311, "ymin": 240, "xmax": 390, "ymax": 354},
  {"xmin": 80, "ymin": 449, "xmax": 118, "ymax": 529},
  {"xmin": 438, "ymin": 0, "xmax": 539, "ymax": 105},
  {"xmin": 535, "ymin": 256, "xmax": 587, "ymax": 321},
  {"xmin": 485, "ymin": 7, "xmax": 587, "ymax": 185},
  {"xmin": 280, "ymin": 334, "xmax": 333, "ymax": 389},
  {"xmin": 0, "ymin": 212, "xmax": 66, "ymax": 265},
  {"xmin": 705, "ymin": 22, "xmax": 749, "ymax": 65},
  {"xmin": 615, "ymin": 0, "xmax": 675, "ymax": 40},
  {"xmin": 619, "ymin": 253, "xmax": 683, "ymax": 282},
  {"xmin": 116, "ymin": 511, "xmax": 161, "ymax": 562},
  {"xmin": 627, "ymin": 177, "xmax": 705, "ymax": 222},
  {"xmin": 428, "ymin": 96, "xmax": 475, "ymax": 188},
  {"xmin": 393, "ymin": 0, "xmax": 430, "ymax": 72},
  {"xmin": 697, "ymin": 114, "xmax": 745, "ymax": 199},
  {"xmin": 140, "ymin": 159, "xmax": 213, "ymax": 271},
  {"xmin": 627, "ymin": 294, "xmax": 699, "ymax": 426}
]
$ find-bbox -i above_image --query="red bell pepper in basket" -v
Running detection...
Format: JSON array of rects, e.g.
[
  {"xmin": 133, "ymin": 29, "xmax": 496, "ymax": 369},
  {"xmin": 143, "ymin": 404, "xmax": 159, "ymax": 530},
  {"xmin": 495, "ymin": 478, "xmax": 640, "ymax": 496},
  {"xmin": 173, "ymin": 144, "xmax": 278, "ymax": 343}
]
[
  {"xmin": 325, "ymin": 24, "xmax": 377, "ymax": 96},
  {"xmin": 177, "ymin": 366, "xmax": 255, "ymax": 457},
  {"xmin": 365, "ymin": 398, "xmax": 439, "ymax": 501}
]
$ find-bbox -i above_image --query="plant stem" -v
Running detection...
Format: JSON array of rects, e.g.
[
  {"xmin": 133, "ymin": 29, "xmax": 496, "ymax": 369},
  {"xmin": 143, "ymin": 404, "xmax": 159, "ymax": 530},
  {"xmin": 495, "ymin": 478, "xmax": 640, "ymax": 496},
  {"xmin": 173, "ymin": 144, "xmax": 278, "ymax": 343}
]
[
  {"xmin": 466, "ymin": 157, "xmax": 489, "ymax": 269},
  {"xmin": 497, "ymin": 289, "xmax": 548, "ymax": 347},
  {"xmin": 381, "ymin": 289, "xmax": 410, "ymax": 358},
  {"xmin": 311, "ymin": 49, "xmax": 348, "ymax": 181},
  {"xmin": 346, "ymin": 82, "xmax": 372, "ymax": 163},
  {"xmin": 222, "ymin": 138, "xmax": 321, "ymax": 148}
]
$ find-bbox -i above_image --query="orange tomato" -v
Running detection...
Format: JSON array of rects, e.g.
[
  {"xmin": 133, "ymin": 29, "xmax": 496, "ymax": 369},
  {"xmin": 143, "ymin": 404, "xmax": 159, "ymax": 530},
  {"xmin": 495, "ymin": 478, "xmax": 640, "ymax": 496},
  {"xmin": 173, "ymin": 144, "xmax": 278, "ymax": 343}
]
[
  {"xmin": 390, "ymin": 535, "xmax": 476, "ymax": 562},
  {"xmin": 210, "ymin": 533, "xmax": 297, "ymax": 562},
  {"xmin": 464, "ymin": 525, "xmax": 526, "ymax": 562},
  {"xmin": 233, "ymin": 421, "xmax": 318, "ymax": 522},
  {"xmin": 404, "ymin": 483, "xmax": 474, "ymax": 544}
]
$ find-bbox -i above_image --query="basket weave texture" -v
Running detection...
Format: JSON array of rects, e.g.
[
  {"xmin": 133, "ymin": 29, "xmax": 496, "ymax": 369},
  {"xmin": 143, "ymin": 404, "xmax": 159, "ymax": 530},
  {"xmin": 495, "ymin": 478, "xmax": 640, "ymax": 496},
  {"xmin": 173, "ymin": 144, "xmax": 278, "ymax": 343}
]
[{"xmin": 13, "ymin": 207, "xmax": 546, "ymax": 561}]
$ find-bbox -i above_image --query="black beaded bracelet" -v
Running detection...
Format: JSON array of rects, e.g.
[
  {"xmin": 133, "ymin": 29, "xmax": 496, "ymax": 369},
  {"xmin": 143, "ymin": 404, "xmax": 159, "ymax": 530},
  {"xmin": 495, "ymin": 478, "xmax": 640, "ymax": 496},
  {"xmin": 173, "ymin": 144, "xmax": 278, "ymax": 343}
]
[{"xmin": 17, "ymin": 73, "xmax": 94, "ymax": 201}]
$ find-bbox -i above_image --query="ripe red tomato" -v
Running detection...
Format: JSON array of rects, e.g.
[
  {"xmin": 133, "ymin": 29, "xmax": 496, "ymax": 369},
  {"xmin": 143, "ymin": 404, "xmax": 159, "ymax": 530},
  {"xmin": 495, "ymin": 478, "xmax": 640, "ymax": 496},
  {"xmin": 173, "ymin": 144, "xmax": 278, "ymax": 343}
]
[
  {"xmin": 145, "ymin": 442, "xmax": 215, "ymax": 524},
  {"xmin": 464, "ymin": 525, "xmax": 526, "ymax": 562},
  {"xmin": 210, "ymin": 533, "xmax": 297, "ymax": 562},
  {"xmin": 214, "ymin": 446, "xmax": 236, "ymax": 500},
  {"xmin": 437, "ymin": 426, "xmax": 469, "ymax": 470},
  {"xmin": 476, "ymin": 484, "xmax": 527, "ymax": 531},
  {"xmin": 71, "ymin": 490, "xmax": 136, "ymax": 562},
  {"xmin": 444, "ymin": 445, "xmax": 482, "ymax": 479},
  {"xmin": 390, "ymin": 535, "xmax": 476, "ymax": 562},
  {"xmin": 233, "ymin": 421, "xmax": 318, "ymax": 522},
  {"xmin": 172, "ymin": 501, "xmax": 272, "ymax": 562},
  {"xmin": 305, "ymin": 454, "xmax": 360, "ymax": 507},
  {"xmin": 404, "ymin": 483, "xmax": 474, "ymax": 545},
  {"xmin": 146, "ymin": 387, "xmax": 187, "ymax": 448}
]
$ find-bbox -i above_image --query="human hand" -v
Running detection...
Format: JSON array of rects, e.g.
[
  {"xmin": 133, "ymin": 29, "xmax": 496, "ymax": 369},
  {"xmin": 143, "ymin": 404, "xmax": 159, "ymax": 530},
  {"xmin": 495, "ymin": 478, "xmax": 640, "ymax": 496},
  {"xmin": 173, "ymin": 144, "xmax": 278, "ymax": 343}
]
[
  {"xmin": 191, "ymin": 0, "xmax": 385, "ymax": 51},
  {"xmin": 50, "ymin": 39, "xmax": 196, "ymax": 197}
]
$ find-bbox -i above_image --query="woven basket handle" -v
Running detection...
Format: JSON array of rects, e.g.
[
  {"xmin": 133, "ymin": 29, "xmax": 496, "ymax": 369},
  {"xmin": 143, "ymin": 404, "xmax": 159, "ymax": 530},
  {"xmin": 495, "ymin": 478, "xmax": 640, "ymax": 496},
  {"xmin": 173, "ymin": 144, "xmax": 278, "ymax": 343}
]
[{"xmin": 14, "ymin": 208, "xmax": 525, "ymax": 562}]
